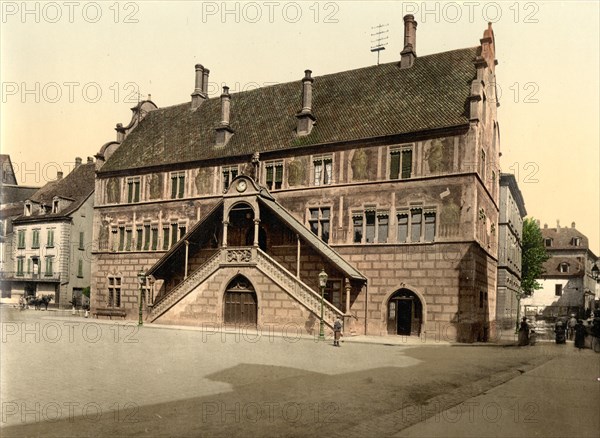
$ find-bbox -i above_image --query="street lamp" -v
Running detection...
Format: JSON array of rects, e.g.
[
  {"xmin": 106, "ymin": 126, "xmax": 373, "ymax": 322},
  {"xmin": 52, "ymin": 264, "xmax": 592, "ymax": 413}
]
[
  {"xmin": 137, "ymin": 269, "xmax": 146, "ymax": 326},
  {"xmin": 318, "ymin": 268, "xmax": 328, "ymax": 341}
]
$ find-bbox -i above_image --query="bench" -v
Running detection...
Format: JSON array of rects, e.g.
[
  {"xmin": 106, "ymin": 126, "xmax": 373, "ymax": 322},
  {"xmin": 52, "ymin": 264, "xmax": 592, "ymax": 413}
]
[{"xmin": 93, "ymin": 308, "xmax": 127, "ymax": 320}]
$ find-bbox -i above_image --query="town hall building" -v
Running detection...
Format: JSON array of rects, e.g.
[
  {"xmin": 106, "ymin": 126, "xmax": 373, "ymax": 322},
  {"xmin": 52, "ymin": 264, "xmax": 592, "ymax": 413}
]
[{"xmin": 91, "ymin": 16, "xmax": 501, "ymax": 342}]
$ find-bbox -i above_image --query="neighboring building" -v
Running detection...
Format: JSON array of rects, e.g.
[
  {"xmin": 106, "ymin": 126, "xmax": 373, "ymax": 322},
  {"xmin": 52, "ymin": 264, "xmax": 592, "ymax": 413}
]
[
  {"xmin": 91, "ymin": 17, "xmax": 501, "ymax": 342},
  {"xmin": 522, "ymin": 221, "xmax": 598, "ymax": 319},
  {"xmin": 8, "ymin": 158, "xmax": 95, "ymax": 307},
  {"xmin": 496, "ymin": 174, "xmax": 526, "ymax": 329},
  {"xmin": 0, "ymin": 154, "xmax": 39, "ymax": 203},
  {"xmin": 0, "ymin": 154, "xmax": 40, "ymax": 303}
]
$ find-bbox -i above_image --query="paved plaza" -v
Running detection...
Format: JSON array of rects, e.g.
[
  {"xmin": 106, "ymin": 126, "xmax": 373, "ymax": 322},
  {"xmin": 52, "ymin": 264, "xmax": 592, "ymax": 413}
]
[{"xmin": 1, "ymin": 306, "xmax": 598, "ymax": 437}]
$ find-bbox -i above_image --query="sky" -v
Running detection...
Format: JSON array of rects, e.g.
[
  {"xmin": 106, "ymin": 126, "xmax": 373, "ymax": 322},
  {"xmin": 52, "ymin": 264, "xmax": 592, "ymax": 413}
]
[{"xmin": 1, "ymin": 1, "xmax": 599, "ymax": 252}]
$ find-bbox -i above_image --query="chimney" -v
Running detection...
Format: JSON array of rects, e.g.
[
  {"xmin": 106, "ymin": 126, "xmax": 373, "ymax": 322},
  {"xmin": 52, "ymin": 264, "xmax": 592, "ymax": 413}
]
[
  {"xmin": 202, "ymin": 68, "xmax": 210, "ymax": 95},
  {"xmin": 191, "ymin": 64, "xmax": 209, "ymax": 109},
  {"xmin": 296, "ymin": 70, "xmax": 316, "ymax": 136},
  {"xmin": 87, "ymin": 156, "xmax": 94, "ymax": 164},
  {"xmin": 535, "ymin": 219, "xmax": 540, "ymax": 227},
  {"xmin": 75, "ymin": 157, "xmax": 82, "ymax": 168},
  {"xmin": 544, "ymin": 223, "xmax": 548, "ymax": 229},
  {"xmin": 571, "ymin": 222, "xmax": 576, "ymax": 228},
  {"xmin": 399, "ymin": 14, "xmax": 417, "ymax": 69},
  {"xmin": 215, "ymin": 86, "xmax": 234, "ymax": 146},
  {"xmin": 556, "ymin": 219, "xmax": 560, "ymax": 230},
  {"xmin": 57, "ymin": 171, "xmax": 63, "ymax": 180}
]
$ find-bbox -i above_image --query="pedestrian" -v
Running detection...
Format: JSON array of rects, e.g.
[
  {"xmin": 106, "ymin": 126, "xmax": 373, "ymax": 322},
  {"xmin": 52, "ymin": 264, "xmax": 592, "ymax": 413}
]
[
  {"xmin": 568, "ymin": 314, "xmax": 577, "ymax": 340},
  {"xmin": 518, "ymin": 317, "xmax": 530, "ymax": 346},
  {"xmin": 574, "ymin": 319, "xmax": 587, "ymax": 350},
  {"xmin": 18, "ymin": 296, "xmax": 25, "ymax": 311},
  {"xmin": 333, "ymin": 316, "xmax": 343, "ymax": 347}
]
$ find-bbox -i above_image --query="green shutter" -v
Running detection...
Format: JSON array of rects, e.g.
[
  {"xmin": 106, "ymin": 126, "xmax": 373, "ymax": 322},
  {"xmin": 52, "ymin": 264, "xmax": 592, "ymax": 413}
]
[
  {"xmin": 401, "ymin": 149, "xmax": 412, "ymax": 179},
  {"xmin": 390, "ymin": 152, "xmax": 400, "ymax": 179}
]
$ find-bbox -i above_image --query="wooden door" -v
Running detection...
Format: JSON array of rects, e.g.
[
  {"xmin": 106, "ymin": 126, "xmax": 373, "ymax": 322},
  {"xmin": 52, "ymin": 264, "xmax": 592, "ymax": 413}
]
[{"xmin": 224, "ymin": 291, "xmax": 257, "ymax": 325}]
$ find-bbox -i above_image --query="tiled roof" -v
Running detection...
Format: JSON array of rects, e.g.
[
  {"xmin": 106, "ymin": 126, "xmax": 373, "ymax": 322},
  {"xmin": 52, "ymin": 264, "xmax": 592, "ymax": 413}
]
[
  {"xmin": 541, "ymin": 227, "xmax": 589, "ymax": 250},
  {"xmin": 100, "ymin": 47, "xmax": 479, "ymax": 174},
  {"xmin": 542, "ymin": 256, "xmax": 585, "ymax": 277},
  {"xmin": 13, "ymin": 163, "xmax": 95, "ymax": 222}
]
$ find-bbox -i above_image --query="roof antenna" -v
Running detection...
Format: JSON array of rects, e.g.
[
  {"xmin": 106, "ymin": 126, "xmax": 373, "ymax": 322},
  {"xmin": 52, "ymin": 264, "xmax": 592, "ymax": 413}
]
[{"xmin": 371, "ymin": 24, "xmax": 389, "ymax": 65}]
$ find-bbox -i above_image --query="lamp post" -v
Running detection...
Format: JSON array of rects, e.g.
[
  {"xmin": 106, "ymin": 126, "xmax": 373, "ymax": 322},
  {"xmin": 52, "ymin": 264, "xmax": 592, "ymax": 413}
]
[
  {"xmin": 318, "ymin": 268, "xmax": 328, "ymax": 341},
  {"xmin": 592, "ymin": 263, "xmax": 599, "ymax": 282},
  {"xmin": 137, "ymin": 269, "xmax": 146, "ymax": 326}
]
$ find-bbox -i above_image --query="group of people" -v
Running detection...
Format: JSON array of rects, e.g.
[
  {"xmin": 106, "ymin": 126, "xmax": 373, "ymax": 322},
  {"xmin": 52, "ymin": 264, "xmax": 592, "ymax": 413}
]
[{"xmin": 519, "ymin": 313, "xmax": 600, "ymax": 350}]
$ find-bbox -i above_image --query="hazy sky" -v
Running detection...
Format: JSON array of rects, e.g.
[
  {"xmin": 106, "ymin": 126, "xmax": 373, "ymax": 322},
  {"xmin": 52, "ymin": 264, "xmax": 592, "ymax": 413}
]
[{"xmin": 1, "ymin": 1, "xmax": 598, "ymax": 252}]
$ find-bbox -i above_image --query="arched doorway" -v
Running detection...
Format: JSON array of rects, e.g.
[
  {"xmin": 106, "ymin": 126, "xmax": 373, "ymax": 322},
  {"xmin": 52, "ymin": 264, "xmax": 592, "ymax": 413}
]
[
  {"xmin": 223, "ymin": 275, "xmax": 257, "ymax": 326},
  {"xmin": 387, "ymin": 289, "xmax": 422, "ymax": 336},
  {"xmin": 228, "ymin": 203, "xmax": 254, "ymax": 247}
]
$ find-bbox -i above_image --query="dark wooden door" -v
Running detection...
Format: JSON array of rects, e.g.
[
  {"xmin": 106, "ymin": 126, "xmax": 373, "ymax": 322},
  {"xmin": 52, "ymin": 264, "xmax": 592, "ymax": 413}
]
[
  {"xmin": 224, "ymin": 291, "xmax": 257, "ymax": 325},
  {"xmin": 397, "ymin": 299, "xmax": 413, "ymax": 335}
]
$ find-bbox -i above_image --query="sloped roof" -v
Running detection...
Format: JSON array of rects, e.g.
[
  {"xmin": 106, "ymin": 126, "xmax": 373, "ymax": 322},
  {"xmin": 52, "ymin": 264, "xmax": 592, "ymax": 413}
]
[
  {"xmin": 13, "ymin": 163, "xmax": 95, "ymax": 223},
  {"xmin": 100, "ymin": 47, "xmax": 479, "ymax": 174},
  {"xmin": 0, "ymin": 154, "xmax": 18, "ymax": 185},
  {"xmin": 541, "ymin": 227, "xmax": 589, "ymax": 250}
]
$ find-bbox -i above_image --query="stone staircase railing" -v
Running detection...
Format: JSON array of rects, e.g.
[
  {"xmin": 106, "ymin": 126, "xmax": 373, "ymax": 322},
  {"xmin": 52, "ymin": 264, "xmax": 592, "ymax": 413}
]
[
  {"xmin": 255, "ymin": 248, "xmax": 343, "ymax": 328},
  {"xmin": 149, "ymin": 250, "xmax": 222, "ymax": 322}
]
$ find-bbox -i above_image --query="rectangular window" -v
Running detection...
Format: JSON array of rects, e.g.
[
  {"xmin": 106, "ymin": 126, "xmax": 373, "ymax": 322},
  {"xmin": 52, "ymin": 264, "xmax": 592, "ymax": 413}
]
[
  {"xmin": 127, "ymin": 177, "xmax": 141, "ymax": 203},
  {"xmin": 125, "ymin": 228, "xmax": 132, "ymax": 251},
  {"xmin": 79, "ymin": 232, "xmax": 85, "ymax": 250},
  {"xmin": 354, "ymin": 210, "xmax": 389, "ymax": 244},
  {"xmin": 45, "ymin": 257, "xmax": 53, "ymax": 276},
  {"xmin": 179, "ymin": 224, "xmax": 187, "ymax": 240},
  {"xmin": 555, "ymin": 284, "xmax": 563, "ymax": 296},
  {"xmin": 424, "ymin": 213, "xmax": 436, "ymax": 242},
  {"xmin": 171, "ymin": 223, "xmax": 178, "ymax": 247},
  {"xmin": 365, "ymin": 211, "xmax": 376, "ymax": 243},
  {"xmin": 397, "ymin": 213, "xmax": 408, "ymax": 243},
  {"xmin": 77, "ymin": 259, "xmax": 83, "ymax": 278},
  {"xmin": 136, "ymin": 227, "xmax": 143, "ymax": 251},
  {"xmin": 46, "ymin": 229, "xmax": 54, "ymax": 247},
  {"xmin": 108, "ymin": 276, "xmax": 122, "ymax": 308},
  {"xmin": 480, "ymin": 149, "xmax": 486, "ymax": 181},
  {"xmin": 411, "ymin": 210, "xmax": 422, "ymax": 243},
  {"xmin": 118, "ymin": 226, "xmax": 125, "ymax": 251},
  {"xmin": 162, "ymin": 226, "xmax": 170, "ymax": 250},
  {"xmin": 397, "ymin": 208, "xmax": 437, "ymax": 243},
  {"xmin": 313, "ymin": 156, "xmax": 332, "ymax": 186},
  {"xmin": 390, "ymin": 147, "xmax": 413, "ymax": 179},
  {"xmin": 378, "ymin": 213, "xmax": 389, "ymax": 243},
  {"xmin": 170, "ymin": 172, "xmax": 185, "ymax": 199},
  {"xmin": 16, "ymin": 257, "xmax": 24, "ymax": 276},
  {"xmin": 222, "ymin": 166, "xmax": 238, "ymax": 191},
  {"xmin": 17, "ymin": 230, "xmax": 25, "ymax": 249},
  {"xmin": 545, "ymin": 238, "xmax": 553, "ymax": 247},
  {"xmin": 151, "ymin": 226, "xmax": 158, "ymax": 251},
  {"xmin": 353, "ymin": 215, "xmax": 363, "ymax": 243},
  {"xmin": 265, "ymin": 162, "xmax": 283, "ymax": 190},
  {"xmin": 32, "ymin": 229, "xmax": 40, "ymax": 249},
  {"xmin": 308, "ymin": 207, "xmax": 330, "ymax": 243},
  {"xmin": 143, "ymin": 225, "xmax": 151, "ymax": 251}
]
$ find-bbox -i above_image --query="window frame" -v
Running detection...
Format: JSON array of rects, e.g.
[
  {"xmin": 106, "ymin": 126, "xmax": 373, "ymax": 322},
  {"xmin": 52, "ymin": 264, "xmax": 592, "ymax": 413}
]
[
  {"xmin": 127, "ymin": 176, "xmax": 141, "ymax": 203},
  {"xmin": 222, "ymin": 166, "xmax": 239, "ymax": 192},
  {"xmin": 312, "ymin": 155, "xmax": 333, "ymax": 186},
  {"xmin": 352, "ymin": 209, "xmax": 390, "ymax": 244},
  {"xmin": 265, "ymin": 161, "xmax": 284, "ymax": 190},
  {"xmin": 389, "ymin": 145, "xmax": 413, "ymax": 180},
  {"xmin": 396, "ymin": 207, "xmax": 437, "ymax": 243},
  {"xmin": 107, "ymin": 276, "xmax": 122, "ymax": 308},
  {"xmin": 170, "ymin": 171, "xmax": 185, "ymax": 199},
  {"xmin": 308, "ymin": 207, "xmax": 331, "ymax": 243}
]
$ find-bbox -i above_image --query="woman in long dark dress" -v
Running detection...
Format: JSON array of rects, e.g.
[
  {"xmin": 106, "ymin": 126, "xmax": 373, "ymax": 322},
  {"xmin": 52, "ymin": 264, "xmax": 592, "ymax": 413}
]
[
  {"xmin": 574, "ymin": 320, "xmax": 587, "ymax": 350},
  {"xmin": 518, "ymin": 317, "xmax": 530, "ymax": 346}
]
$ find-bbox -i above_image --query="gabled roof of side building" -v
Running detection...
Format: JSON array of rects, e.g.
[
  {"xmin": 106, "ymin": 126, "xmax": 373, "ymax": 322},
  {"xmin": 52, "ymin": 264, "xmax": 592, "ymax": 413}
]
[
  {"xmin": 13, "ymin": 163, "xmax": 95, "ymax": 223},
  {"xmin": 99, "ymin": 47, "xmax": 479, "ymax": 174}
]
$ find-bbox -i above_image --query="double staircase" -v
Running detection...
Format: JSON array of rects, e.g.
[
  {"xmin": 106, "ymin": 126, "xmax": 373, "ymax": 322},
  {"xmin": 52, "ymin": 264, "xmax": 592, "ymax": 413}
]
[{"xmin": 148, "ymin": 247, "xmax": 344, "ymax": 327}]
